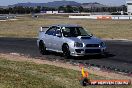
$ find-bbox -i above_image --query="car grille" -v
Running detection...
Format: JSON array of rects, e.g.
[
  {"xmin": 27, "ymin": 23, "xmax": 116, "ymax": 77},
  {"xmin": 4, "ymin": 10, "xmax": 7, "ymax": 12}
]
[
  {"xmin": 86, "ymin": 44, "xmax": 99, "ymax": 47},
  {"xmin": 85, "ymin": 49, "xmax": 101, "ymax": 53}
]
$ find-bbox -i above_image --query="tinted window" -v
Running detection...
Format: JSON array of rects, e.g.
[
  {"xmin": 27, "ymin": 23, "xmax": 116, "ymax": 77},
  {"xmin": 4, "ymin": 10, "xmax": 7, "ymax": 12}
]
[
  {"xmin": 55, "ymin": 27, "xmax": 61, "ymax": 35},
  {"xmin": 46, "ymin": 26, "xmax": 56, "ymax": 35},
  {"xmin": 62, "ymin": 27, "xmax": 88, "ymax": 37}
]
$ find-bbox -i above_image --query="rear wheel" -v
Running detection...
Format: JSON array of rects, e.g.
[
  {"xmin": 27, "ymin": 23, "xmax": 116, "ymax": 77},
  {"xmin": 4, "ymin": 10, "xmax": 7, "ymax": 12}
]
[
  {"xmin": 62, "ymin": 44, "xmax": 71, "ymax": 59},
  {"xmin": 39, "ymin": 41, "xmax": 48, "ymax": 55}
]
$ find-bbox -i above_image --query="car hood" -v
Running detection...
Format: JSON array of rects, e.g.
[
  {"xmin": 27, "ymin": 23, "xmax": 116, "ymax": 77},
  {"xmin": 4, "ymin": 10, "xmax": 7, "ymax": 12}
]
[{"xmin": 66, "ymin": 36, "xmax": 102, "ymax": 44}]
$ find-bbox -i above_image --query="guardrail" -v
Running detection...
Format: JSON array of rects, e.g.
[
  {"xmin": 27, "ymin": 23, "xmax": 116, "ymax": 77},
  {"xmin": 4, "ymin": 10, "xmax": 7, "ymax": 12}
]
[{"xmin": 0, "ymin": 15, "xmax": 16, "ymax": 20}]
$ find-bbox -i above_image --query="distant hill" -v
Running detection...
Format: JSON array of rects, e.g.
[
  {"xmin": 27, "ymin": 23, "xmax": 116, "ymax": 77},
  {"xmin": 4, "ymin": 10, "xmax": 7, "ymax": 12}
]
[
  {"xmin": 81, "ymin": 2, "xmax": 107, "ymax": 9},
  {"xmin": 0, "ymin": 6, "xmax": 8, "ymax": 9},
  {"xmin": 7, "ymin": 0, "xmax": 110, "ymax": 8},
  {"xmin": 8, "ymin": 2, "xmax": 45, "ymax": 7},
  {"xmin": 45, "ymin": 1, "xmax": 81, "ymax": 7},
  {"xmin": 8, "ymin": 1, "xmax": 81, "ymax": 8}
]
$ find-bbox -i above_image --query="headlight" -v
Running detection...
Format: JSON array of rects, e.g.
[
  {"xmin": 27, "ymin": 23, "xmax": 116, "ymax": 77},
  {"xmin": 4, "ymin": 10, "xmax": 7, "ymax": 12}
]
[
  {"xmin": 100, "ymin": 42, "xmax": 105, "ymax": 47},
  {"xmin": 74, "ymin": 42, "xmax": 83, "ymax": 47}
]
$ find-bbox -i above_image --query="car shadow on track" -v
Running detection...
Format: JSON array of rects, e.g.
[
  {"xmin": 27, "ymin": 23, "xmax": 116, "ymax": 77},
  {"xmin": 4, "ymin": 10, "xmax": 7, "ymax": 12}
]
[
  {"xmin": 41, "ymin": 51, "xmax": 116, "ymax": 61},
  {"xmin": 72, "ymin": 52, "xmax": 115, "ymax": 60}
]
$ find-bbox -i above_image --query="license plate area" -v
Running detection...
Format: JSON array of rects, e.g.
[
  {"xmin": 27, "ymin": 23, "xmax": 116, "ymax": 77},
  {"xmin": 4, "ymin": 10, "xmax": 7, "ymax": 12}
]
[{"xmin": 85, "ymin": 49, "xmax": 101, "ymax": 53}]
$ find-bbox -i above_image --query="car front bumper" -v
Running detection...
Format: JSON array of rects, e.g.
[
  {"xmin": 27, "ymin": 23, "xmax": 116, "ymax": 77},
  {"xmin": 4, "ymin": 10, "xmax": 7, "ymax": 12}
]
[{"xmin": 70, "ymin": 47, "xmax": 106, "ymax": 56}]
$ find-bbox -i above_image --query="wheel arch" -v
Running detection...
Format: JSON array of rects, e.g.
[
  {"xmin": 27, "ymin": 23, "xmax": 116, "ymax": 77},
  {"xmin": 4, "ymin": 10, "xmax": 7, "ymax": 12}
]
[
  {"xmin": 39, "ymin": 40, "xmax": 44, "ymax": 44},
  {"xmin": 39, "ymin": 40, "xmax": 46, "ymax": 47},
  {"xmin": 62, "ymin": 43, "xmax": 69, "ymax": 51}
]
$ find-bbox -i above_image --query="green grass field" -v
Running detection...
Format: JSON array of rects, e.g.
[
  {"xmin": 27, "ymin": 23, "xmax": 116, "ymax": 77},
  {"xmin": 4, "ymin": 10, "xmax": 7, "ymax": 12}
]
[
  {"xmin": 0, "ymin": 15, "xmax": 132, "ymax": 39},
  {"xmin": 0, "ymin": 57, "xmax": 131, "ymax": 88}
]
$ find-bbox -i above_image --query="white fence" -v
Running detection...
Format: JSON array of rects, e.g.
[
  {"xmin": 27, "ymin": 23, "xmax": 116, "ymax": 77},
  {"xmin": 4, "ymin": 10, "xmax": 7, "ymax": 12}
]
[{"xmin": 69, "ymin": 15, "xmax": 132, "ymax": 20}]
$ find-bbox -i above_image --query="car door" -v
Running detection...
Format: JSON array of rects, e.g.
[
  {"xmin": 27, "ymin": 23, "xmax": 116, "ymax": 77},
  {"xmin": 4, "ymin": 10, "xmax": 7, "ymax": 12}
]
[
  {"xmin": 52, "ymin": 27, "xmax": 63, "ymax": 52},
  {"xmin": 44, "ymin": 26, "xmax": 56, "ymax": 49}
]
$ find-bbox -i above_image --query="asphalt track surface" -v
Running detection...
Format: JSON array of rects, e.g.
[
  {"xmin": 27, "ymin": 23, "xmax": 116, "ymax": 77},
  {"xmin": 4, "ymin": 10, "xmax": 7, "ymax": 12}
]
[{"xmin": 0, "ymin": 37, "xmax": 132, "ymax": 74}]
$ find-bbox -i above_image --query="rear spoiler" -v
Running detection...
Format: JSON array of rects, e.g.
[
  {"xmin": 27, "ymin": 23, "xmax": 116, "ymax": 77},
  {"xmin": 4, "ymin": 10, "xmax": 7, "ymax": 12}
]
[{"xmin": 40, "ymin": 27, "xmax": 49, "ymax": 32}]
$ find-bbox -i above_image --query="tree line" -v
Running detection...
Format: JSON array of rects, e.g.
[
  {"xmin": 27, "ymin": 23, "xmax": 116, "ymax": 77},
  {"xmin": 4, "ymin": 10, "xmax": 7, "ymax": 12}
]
[{"xmin": 0, "ymin": 5, "xmax": 127, "ymax": 14}]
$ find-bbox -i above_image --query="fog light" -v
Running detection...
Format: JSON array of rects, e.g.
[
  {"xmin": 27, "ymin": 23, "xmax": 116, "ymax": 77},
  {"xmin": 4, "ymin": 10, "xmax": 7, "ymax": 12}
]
[{"xmin": 75, "ymin": 49, "xmax": 84, "ymax": 53}]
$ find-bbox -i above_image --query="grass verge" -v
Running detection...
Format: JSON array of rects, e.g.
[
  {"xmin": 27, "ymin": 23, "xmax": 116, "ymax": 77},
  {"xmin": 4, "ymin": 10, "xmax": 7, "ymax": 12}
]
[
  {"xmin": 0, "ymin": 15, "xmax": 132, "ymax": 39},
  {"xmin": 0, "ymin": 57, "xmax": 131, "ymax": 88}
]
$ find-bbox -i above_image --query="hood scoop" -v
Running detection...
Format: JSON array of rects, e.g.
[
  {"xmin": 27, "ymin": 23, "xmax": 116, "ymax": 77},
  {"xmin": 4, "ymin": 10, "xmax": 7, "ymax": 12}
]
[{"xmin": 77, "ymin": 36, "xmax": 91, "ymax": 39}]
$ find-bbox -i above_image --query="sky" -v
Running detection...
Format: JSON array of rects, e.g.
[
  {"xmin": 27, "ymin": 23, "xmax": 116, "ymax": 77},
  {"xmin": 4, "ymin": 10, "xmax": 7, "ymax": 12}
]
[{"xmin": 0, "ymin": 0, "xmax": 127, "ymax": 6}]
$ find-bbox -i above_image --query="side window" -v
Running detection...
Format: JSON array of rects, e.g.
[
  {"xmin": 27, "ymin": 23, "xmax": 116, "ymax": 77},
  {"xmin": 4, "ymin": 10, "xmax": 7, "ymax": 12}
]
[
  {"xmin": 45, "ymin": 26, "xmax": 56, "ymax": 35},
  {"xmin": 55, "ymin": 27, "xmax": 61, "ymax": 35},
  {"xmin": 62, "ymin": 27, "xmax": 71, "ymax": 37}
]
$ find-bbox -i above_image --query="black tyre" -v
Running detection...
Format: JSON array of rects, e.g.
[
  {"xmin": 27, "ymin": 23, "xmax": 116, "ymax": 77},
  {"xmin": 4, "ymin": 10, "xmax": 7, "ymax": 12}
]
[
  {"xmin": 39, "ymin": 41, "xmax": 48, "ymax": 55},
  {"xmin": 62, "ymin": 44, "xmax": 71, "ymax": 59}
]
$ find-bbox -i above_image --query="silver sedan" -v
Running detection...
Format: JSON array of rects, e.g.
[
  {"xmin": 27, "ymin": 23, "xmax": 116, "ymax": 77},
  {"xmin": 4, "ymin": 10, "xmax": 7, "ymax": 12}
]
[{"xmin": 37, "ymin": 24, "xmax": 106, "ymax": 58}]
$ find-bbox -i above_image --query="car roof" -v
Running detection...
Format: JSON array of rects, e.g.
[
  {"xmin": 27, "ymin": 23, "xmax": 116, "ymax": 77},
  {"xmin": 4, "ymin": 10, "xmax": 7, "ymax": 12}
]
[{"xmin": 52, "ymin": 24, "xmax": 81, "ymax": 27}]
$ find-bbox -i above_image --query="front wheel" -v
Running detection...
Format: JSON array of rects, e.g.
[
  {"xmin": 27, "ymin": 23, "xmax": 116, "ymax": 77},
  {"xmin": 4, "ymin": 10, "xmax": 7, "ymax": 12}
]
[{"xmin": 62, "ymin": 44, "xmax": 71, "ymax": 59}]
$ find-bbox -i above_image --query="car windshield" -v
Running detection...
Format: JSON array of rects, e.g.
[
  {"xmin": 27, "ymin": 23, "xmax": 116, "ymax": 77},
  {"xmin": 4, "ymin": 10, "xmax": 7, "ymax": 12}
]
[{"xmin": 62, "ymin": 27, "xmax": 90, "ymax": 37}]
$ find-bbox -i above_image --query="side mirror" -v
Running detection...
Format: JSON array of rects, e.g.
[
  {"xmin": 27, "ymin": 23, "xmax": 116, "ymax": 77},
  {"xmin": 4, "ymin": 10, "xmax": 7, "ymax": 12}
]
[
  {"xmin": 90, "ymin": 34, "xmax": 93, "ymax": 37},
  {"xmin": 56, "ymin": 34, "xmax": 62, "ymax": 37}
]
